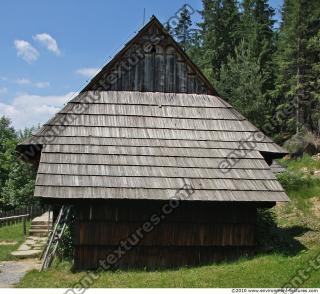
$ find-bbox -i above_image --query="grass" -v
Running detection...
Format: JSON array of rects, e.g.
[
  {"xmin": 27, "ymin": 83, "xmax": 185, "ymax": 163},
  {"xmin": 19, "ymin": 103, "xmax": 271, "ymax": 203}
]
[
  {"xmin": 277, "ymin": 155, "xmax": 320, "ymax": 212},
  {"xmin": 16, "ymin": 156, "xmax": 320, "ymax": 287},
  {"xmin": 279, "ymin": 155, "xmax": 320, "ymax": 171},
  {"xmin": 17, "ymin": 250, "xmax": 320, "ymax": 288},
  {"xmin": 0, "ymin": 221, "xmax": 30, "ymax": 261}
]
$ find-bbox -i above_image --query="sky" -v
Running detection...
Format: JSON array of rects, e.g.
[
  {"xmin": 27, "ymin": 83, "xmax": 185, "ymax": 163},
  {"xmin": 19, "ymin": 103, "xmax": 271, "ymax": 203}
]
[{"xmin": 0, "ymin": 0, "xmax": 283, "ymax": 130}]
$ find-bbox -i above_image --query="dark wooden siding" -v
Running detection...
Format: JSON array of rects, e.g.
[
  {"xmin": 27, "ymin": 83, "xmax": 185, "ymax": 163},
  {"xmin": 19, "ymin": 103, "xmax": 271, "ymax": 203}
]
[
  {"xmin": 73, "ymin": 200, "xmax": 258, "ymax": 269},
  {"xmin": 84, "ymin": 24, "xmax": 211, "ymax": 94},
  {"xmin": 74, "ymin": 246, "xmax": 253, "ymax": 269}
]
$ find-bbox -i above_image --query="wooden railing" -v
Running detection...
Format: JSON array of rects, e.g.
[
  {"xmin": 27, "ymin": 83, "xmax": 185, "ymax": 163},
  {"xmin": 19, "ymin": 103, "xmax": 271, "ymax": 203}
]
[
  {"xmin": 0, "ymin": 205, "xmax": 47, "ymax": 227},
  {"xmin": 0, "ymin": 214, "xmax": 30, "ymax": 237}
]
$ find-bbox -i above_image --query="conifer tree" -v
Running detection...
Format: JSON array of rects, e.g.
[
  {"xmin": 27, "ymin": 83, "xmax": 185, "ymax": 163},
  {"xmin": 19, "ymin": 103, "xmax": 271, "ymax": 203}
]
[
  {"xmin": 173, "ymin": 6, "xmax": 193, "ymax": 50},
  {"xmin": 239, "ymin": 0, "xmax": 276, "ymax": 93},
  {"xmin": 273, "ymin": 0, "xmax": 320, "ymax": 139},
  {"xmin": 218, "ymin": 40, "xmax": 266, "ymax": 129},
  {"xmin": 197, "ymin": 0, "xmax": 240, "ymax": 81}
]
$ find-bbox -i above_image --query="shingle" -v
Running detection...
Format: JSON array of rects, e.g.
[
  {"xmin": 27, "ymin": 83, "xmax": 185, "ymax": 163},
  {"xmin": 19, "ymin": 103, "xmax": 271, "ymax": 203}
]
[
  {"xmin": 19, "ymin": 91, "xmax": 289, "ymax": 202},
  {"xmin": 34, "ymin": 186, "xmax": 289, "ymax": 202}
]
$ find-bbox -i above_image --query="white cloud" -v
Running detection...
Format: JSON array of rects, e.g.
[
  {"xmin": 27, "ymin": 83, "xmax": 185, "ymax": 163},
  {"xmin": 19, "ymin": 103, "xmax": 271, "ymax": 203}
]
[
  {"xmin": 14, "ymin": 40, "xmax": 39, "ymax": 63},
  {"xmin": 34, "ymin": 81, "xmax": 50, "ymax": 88},
  {"xmin": 15, "ymin": 78, "xmax": 31, "ymax": 85},
  {"xmin": 33, "ymin": 33, "xmax": 61, "ymax": 55},
  {"xmin": 75, "ymin": 67, "xmax": 99, "ymax": 78},
  {"xmin": 0, "ymin": 77, "xmax": 8, "ymax": 81},
  {"xmin": 13, "ymin": 78, "xmax": 50, "ymax": 88},
  {"xmin": 0, "ymin": 87, "xmax": 8, "ymax": 95},
  {"xmin": 0, "ymin": 92, "xmax": 77, "ymax": 129}
]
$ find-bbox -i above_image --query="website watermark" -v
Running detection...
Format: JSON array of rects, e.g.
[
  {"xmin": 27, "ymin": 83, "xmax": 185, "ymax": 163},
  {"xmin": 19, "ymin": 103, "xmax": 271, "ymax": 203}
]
[
  {"xmin": 64, "ymin": 179, "xmax": 195, "ymax": 294},
  {"xmin": 19, "ymin": 4, "xmax": 195, "ymax": 163}
]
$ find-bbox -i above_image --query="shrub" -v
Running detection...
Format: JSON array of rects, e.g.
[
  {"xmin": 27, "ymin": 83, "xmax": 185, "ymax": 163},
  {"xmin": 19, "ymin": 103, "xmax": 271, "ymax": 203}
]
[
  {"xmin": 256, "ymin": 208, "xmax": 306, "ymax": 255},
  {"xmin": 279, "ymin": 155, "xmax": 320, "ymax": 171},
  {"xmin": 256, "ymin": 208, "xmax": 278, "ymax": 248},
  {"xmin": 56, "ymin": 225, "xmax": 74, "ymax": 261},
  {"xmin": 276, "ymin": 171, "xmax": 313, "ymax": 191},
  {"xmin": 56, "ymin": 210, "xmax": 75, "ymax": 261}
]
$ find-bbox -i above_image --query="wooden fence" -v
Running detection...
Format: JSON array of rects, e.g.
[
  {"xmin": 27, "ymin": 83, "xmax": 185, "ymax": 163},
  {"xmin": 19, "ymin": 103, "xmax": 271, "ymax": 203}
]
[{"xmin": 0, "ymin": 205, "xmax": 47, "ymax": 227}]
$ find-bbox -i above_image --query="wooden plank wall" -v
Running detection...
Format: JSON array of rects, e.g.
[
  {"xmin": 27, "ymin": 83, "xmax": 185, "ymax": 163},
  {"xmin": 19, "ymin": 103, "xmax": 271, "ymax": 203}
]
[
  {"xmin": 87, "ymin": 26, "xmax": 210, "ymax": 94},
  {"xmin": 73, "ymin": 200, "xmax": 257, "ymax": 269}
]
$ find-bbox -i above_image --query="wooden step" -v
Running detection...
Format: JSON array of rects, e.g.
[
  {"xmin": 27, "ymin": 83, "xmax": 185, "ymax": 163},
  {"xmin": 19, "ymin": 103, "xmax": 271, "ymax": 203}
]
[
  {"xmin": 31, "ymin": 224, "xmax": 51, "ymax": 230},
  {"xmin": 11, "ymin": 236, "xmax": 48, "ymax": 259},
  {"xmin": 11, "ymin": 249, "xmax": 42, "ymax": 258},
  {"xmin": 32, "ymin": 220, "xmax": 52, "ymax": 226},
  {"xmin": 29, "ymin": 229, "xmax": 49, "ymax": 237}
]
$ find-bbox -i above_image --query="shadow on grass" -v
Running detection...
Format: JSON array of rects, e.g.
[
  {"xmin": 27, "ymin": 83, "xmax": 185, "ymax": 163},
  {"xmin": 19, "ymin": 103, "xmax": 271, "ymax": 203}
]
[{"xmin": 256, "ymin": 209, "xmax": 310, "ymax": 256}]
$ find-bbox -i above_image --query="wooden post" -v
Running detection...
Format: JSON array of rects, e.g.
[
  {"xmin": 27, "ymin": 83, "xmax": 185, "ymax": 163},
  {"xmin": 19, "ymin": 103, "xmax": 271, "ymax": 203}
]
[{"xmin": 23, "ymin": 216, "xmax": 26, "ymax": 238}]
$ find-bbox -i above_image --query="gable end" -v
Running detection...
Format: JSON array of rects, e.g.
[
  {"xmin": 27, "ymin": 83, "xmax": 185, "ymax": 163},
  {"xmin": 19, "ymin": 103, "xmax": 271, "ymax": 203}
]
[{"xmin": 82, "ymin": 16, "xmax": 217, "ymax": 95}]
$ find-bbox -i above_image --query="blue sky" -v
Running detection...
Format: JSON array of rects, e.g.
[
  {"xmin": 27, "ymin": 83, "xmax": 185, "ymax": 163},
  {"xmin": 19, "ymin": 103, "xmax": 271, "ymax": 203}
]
[{"xmin": 0, "ymin": 0, "xmax": 283, "ymax": 129}]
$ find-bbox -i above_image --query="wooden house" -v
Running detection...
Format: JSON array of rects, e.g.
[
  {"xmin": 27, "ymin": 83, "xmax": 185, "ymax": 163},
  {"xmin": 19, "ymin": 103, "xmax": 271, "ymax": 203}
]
[{"xmin": 17, "ymin": 16, "xmax": 289, "ymax": 270}]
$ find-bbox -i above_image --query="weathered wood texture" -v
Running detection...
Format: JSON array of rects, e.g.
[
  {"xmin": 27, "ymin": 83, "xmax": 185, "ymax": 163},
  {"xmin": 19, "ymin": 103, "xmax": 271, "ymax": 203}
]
[
  {"xmin": 74, "ymin": 246, "xmax": 253, "ymax": 269},
  {"xmin": 15, "ymin": 16, "xmax": 288, "ymax": 270},
  {"xmin": 20, "ymin": 91, "xmax": 288, "ymax": 202},
  {"xmin": 82, "ymin": 17, "xmax": 215, "ymax": 95},
  {"xmin": 17, "ymin": 16, "xmax": 288, "ymax": 204},
  {"xmin": 270, "ymin": 160, "xmax": 286, "ymax": 174},
  {"xmin": 73, "ymin": 201, "xmax": 259, "ymax": 269}
]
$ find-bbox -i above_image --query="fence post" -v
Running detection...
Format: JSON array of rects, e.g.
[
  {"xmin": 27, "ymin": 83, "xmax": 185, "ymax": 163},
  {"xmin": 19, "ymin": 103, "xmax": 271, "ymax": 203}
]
[{"xmin": 23, "ymin": 216, "xmax": 26, "ymax": 238}]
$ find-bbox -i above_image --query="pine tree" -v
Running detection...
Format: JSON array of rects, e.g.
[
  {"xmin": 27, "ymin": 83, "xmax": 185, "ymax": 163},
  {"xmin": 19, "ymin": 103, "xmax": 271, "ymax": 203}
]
[
  {"xmin": 273, "ymin": 0, "xmax": 320, "ymax": 139},
  {"xmin": 197, "ymin": 0, "xmax": 240, "ymax": 82},
  {"xmin": 164, "ymin": 22, "xmax": 172, "ymax": 35},
  {"xmin": 218, "ymin": 40, "xmax": 266, "ymax": 129},
  {"xmin": 173, "ymin": 6, "xmax": 193, "ymax": 50},
  {"xmin": 185, "ymin": 28, "xmax": 203, "ymax": 67},
  {"xmin": 212, "ymin": 0, "xmax": 276, "ymax": 132},
  {"xmin": 239, "ymin": 0, "xmax": 276, "ymax": 93},
  {"xmin": 307, "ymin": 29, "xmax": 320, "ymax": 135}
]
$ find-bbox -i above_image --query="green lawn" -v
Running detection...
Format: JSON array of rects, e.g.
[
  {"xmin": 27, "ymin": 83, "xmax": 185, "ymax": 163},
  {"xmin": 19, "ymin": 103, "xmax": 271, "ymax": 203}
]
[
  {"xmin": 0, "ymin": 221, "xmax": 30, "ymax": 261},
  {"xmin": 277, "ymin": 155, "xmax": 320, "ymax": 212},
  {"xmin": 280, "ymin": 155, "xmax": 320, "ymax": 172},
  {"xmin": 18, "ymin": 197, "xmax": 320, "ymax": 288},
  {"xmin": 17, "ymin": 250, "xmax": 320, "ymax": 288},
  {"xmin": 16, "ymin": 156, "xmax": 320, "ymax": 287}
]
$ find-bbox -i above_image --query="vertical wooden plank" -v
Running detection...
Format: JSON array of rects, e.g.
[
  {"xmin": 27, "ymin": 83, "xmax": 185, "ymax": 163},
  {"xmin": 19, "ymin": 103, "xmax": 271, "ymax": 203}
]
[
  {"xmin": 154, "ymin": 48, "xmax": 165, "ymax": 92},
  {"xmin": 165, "ymin": 46, "xmax": 176, "ymax": 93},
  {"xmin": 127, "ymin": 49, "xmax": 133, "ymax": 91},
  {"xmin": 116, "ymin": 62, "xmax": 123, "ymax": 90},
  {"xmin": 132, "ymin": 60, "xmax": 138, "ymax": 91},
  {"xmin": 137, "ymin": 48, "xmax": 144, "ymax": 92},
  {"xmin": 195, "ymin": 78, "xmax": 206, "ymax": 94},
  {"xmin": 177, "ymin": 59, "xmax": 187, "ymax": 93},
  {"xmin": 187, "ymin": 65, "xmax": 195, "ymax": 93},
  {"xmin": 110, "ymin": 66, "xmax": 118, "ymax": 90},
  {"xmin": 200, "ymin": 83, "xmax": 208, "ymax": 94},
  {"xmin": 144, "ymin": 52, "xmax": 153, "ymax": 92},
  {"xmin": 128, "ymin": 47, "xmax": 136, "ymax": 90},
  {"xmin": 73, "ymin": 203, "xmax": 257, "ymax": 270},
  {"xmin": 121, "ymin": 52, "xmax": 129, "ymax": 91}
]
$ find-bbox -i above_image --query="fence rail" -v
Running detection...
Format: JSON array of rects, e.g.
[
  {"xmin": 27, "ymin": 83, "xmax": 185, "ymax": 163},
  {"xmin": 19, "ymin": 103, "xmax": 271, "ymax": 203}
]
[
  {"xmin": 0, "ymin": 214, "xmax": 30, "ymax": 236},
  {"xmin": 0, "ymin": 206, "xmax": 47, "ymax": 227}
]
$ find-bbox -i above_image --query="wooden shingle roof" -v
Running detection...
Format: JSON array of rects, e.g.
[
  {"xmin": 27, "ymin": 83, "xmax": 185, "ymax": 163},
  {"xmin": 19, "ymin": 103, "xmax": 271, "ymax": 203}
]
[{"xmin": 20, "ymin": 91, "xmax": 289, "ymax": 202}]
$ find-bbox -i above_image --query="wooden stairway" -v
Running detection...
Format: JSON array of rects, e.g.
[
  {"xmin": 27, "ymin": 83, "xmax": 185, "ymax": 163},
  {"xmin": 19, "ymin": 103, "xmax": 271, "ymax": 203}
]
[
  {"xmin": 29, "ymin": 213, "xmax": 52, "ymax": 237},
  {"xmin": 11, "ymin": 212, "xmax": 53, "ymax": 259}
]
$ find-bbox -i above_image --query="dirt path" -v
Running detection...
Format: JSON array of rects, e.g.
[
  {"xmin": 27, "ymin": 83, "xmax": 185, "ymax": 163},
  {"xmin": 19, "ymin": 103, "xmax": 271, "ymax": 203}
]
[{"xmin": 0, "ymin": 259, "xmax": 40, "ymax": 288}]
